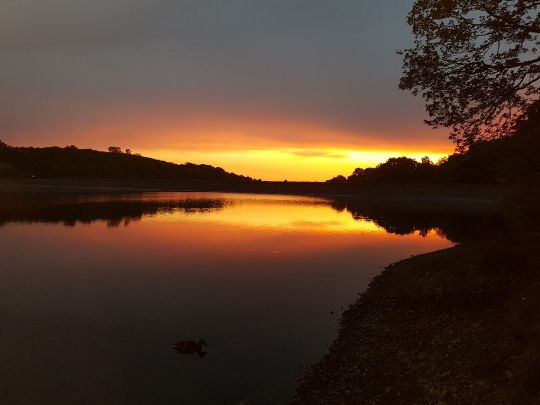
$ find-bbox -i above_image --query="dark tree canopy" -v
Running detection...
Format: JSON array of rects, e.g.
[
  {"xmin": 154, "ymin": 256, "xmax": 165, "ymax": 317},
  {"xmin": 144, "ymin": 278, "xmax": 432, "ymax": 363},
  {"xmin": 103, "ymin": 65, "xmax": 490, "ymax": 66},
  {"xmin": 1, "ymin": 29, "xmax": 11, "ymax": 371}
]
[
  {"xmin": 400, "ymin": 0, "xmax": 540, "ymax": 149},
  {"xmin": 108, "ymin": 146, "xmax": 122, "ymax": 153},
  {"xmin": 0, "ymin": 144, "xmax": 253, "ymax": 181},
  {"xmin": 342, "ymin": 157, "xmax": 438, "ymax": 183}
]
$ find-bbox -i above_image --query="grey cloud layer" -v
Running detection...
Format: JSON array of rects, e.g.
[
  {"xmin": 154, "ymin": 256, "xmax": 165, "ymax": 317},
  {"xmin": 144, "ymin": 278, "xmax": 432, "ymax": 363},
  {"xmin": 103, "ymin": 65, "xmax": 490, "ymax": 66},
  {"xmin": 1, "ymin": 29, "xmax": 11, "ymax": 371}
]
[{"xmin": 1, "ymin": 0, "xmax": 443, "ymax": 148}]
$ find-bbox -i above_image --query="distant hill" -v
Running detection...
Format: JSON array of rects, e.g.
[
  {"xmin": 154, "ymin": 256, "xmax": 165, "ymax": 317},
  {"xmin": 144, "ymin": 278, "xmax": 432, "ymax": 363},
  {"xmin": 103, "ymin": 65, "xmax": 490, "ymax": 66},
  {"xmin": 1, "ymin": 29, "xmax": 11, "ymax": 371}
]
[{"xmin": 0, "ymin": 143, "xmax": 252, "ymax": 182}]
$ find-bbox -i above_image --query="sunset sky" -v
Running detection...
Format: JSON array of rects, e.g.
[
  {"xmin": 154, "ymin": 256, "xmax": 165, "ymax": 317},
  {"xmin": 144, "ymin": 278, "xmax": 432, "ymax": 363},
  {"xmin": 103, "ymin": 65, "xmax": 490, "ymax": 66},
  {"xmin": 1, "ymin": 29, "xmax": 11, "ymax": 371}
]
[{"xmin": 2, "ymin": 0, "xmax": 452, "ymax": 181}]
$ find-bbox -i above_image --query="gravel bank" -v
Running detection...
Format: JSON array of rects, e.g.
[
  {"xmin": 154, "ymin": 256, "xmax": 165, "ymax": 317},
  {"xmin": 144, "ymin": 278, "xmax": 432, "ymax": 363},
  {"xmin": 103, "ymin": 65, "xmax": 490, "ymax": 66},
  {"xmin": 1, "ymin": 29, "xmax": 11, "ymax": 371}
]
[{"xmin": 293, "ymin": 236, "xmax": 540, "ymax": 404}]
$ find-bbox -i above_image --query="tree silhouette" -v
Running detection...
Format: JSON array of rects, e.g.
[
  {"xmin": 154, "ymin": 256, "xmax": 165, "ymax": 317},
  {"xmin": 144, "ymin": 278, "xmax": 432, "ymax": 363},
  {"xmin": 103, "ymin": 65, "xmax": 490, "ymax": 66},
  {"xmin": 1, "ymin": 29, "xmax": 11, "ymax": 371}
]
[
  {"xmin": 0, "ymin": 139, "xmax": 8, "ymax": 149},
  {"xmin": 326, "ymin": 174, "xmax": 347, "ymax": 183},
  {"xmin": 108, "ymin": 146, "xmax": 122, "ymax": 153},
  {"xmin": 421, "ymin": 156, "xmax": 432, "ymax": 166},
  {"xmin": 400, "ymin": 1, "xmax": 540, "ymax": 149},
  {"xmin": 0, "ymin": 145, "xmax": 253, "ymax": 181},
  {"xmin": 347, "ymin": 168, "xmax": 366, "ymax": 182},
  {"xmin": 345, "ymin": 157, "xmax": 434, "ymax": 183}
]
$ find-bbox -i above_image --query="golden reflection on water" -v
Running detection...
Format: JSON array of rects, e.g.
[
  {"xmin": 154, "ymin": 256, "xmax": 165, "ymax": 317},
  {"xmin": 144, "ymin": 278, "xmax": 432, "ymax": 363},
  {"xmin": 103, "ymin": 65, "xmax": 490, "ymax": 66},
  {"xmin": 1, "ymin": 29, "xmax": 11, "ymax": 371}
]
[
  {"xmin": 123, "ymin": 193, "xmax": 451, "ymax": 262},
  {"xmin": 138, "ymin": 193, "xmax": 383, "ymax": 234},
  {"xmin": 152, "ymin": 199, "xmax": 384, "ymax": 234}
]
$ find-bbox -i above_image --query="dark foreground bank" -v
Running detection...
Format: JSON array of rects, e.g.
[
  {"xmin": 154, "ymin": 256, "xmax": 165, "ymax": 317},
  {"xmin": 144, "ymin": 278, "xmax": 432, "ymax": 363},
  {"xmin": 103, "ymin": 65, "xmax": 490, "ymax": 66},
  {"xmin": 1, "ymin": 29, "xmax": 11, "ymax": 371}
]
[{"xmin": 293, "ymin": 231, "xmax": 540, "ymax": 404}]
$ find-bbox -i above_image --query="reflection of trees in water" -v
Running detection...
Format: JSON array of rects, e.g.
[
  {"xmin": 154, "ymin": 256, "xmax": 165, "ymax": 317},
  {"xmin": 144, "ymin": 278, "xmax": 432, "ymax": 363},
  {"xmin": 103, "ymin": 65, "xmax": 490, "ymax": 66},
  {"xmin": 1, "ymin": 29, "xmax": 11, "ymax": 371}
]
[
  {"xmin": 330, "ymin": 199, "xmax": 503, "ymax": 243},
  {"xmin": 0, "ymin": 193, "xmax": 503, "ymax": 241},
  {"xmin": 0, "ymin": 194, "xmax": 225, "ymax": 227}
]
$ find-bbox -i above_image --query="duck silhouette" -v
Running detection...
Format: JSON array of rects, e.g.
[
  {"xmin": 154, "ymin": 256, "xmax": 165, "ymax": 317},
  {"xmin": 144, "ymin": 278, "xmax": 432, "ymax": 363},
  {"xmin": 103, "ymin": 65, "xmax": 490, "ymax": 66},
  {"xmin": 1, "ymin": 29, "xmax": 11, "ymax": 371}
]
[{"xmin": 174, "ymin": 339, "xmax": 208, "ymax": 357}]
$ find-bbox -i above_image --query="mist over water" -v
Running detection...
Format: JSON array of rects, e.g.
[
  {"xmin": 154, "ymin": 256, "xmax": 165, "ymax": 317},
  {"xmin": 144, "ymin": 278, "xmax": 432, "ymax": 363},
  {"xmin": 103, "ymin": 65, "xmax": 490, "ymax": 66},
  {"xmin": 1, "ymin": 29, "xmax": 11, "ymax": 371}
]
[{"xmin": 0, "ymin": 192, "xmax": 500, "ymax": 404}]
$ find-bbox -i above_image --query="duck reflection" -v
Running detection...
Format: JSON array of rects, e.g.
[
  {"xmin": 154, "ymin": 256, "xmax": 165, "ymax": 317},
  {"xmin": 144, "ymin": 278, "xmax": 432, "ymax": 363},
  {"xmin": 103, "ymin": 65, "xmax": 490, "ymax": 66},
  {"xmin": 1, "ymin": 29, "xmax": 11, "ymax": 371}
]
[{"xmin": 174, "ymin": 339, "xmax": 208, "ymax": 358}]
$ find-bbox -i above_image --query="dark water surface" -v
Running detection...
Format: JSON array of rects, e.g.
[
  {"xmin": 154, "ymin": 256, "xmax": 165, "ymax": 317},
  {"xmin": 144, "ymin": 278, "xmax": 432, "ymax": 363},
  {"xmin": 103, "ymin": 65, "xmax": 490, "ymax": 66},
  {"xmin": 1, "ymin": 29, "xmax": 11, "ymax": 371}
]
[{"xmin": 0, "ymin": 192, "xmax": 500, "ymax": 404}]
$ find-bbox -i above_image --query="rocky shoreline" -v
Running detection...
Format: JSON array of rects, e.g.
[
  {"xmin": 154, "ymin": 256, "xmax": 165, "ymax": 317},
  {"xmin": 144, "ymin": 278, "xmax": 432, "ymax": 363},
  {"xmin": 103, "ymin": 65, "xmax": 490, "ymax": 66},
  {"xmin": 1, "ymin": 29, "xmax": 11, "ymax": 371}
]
[{"xmin": 293, "ymin": 234, "xmax": 540, "ymax": 404}]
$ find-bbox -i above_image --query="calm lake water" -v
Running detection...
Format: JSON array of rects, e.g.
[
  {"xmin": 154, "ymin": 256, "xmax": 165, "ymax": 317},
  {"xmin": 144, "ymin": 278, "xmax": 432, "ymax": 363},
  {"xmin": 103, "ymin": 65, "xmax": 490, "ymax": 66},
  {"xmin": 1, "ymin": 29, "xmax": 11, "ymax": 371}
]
[{"xmin": 0, "ymin": 192, "xmax": 499, "ymax": 404}]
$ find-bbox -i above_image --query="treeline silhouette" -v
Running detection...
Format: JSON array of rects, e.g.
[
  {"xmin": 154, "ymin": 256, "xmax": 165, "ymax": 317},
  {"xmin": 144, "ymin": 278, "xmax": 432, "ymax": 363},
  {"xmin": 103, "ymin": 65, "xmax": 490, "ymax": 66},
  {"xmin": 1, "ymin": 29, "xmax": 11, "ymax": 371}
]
[
  {"xmin": 0, "ymin": 192, "xmax": 501, "ymax": 242},
  {"xmin": 0, "ymin": 193, "xmax": 225, "ymax": 227},
  {"xmin": 330, "ymin": 199, "xmax": 502, "ymax": 244},
  {"xmin": 328, "ymin": 104, "xmax": 540, "ymax": 185},
  {"xmin": 0, "ymin": 143, "xmax": 252, "ymax": 182}
]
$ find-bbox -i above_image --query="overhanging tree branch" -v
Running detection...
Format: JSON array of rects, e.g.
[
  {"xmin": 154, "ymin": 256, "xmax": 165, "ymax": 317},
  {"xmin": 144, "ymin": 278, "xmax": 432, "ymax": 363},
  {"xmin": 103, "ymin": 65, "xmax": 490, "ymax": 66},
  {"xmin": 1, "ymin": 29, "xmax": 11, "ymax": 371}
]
[{"xmin": 400, "ymin": 0, "xmax": 540, "ymax": 148}]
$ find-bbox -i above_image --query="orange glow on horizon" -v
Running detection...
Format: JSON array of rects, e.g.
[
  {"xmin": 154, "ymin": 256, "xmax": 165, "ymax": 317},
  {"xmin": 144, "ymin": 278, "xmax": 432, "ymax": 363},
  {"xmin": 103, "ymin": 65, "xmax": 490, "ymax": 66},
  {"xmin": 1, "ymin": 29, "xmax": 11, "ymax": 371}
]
[
  {"xmin": 140, "ymin": 147, "xmax": 451, "ymax": 181},
  {"xmin": 97, "ymin": 116, "xmax": 451, "ymax": 181},
  {"xmin": 8, "ymin": 112, "xmax": 453, "ymax": 181}
]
